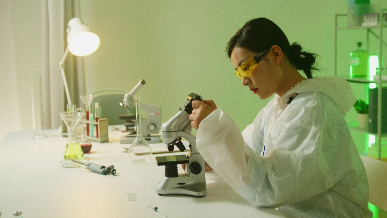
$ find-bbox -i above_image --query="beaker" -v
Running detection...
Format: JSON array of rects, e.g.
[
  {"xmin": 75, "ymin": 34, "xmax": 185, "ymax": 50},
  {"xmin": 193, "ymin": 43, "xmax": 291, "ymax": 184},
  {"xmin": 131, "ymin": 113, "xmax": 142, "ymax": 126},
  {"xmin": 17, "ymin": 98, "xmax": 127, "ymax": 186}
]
[
  {"xmin": 60, "ymin": 111, "xmax": 84, "ymax": 160},
  {"xmin": 128, "ymin": 96, "xmax": 154, "ymax": 164}
]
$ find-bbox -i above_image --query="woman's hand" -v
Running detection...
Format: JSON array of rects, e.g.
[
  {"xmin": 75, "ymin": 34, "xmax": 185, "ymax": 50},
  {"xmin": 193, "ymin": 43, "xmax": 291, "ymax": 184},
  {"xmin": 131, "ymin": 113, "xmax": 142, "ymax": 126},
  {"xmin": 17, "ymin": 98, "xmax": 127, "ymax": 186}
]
[{"xmin": 189, "ymin": 100, "xmax": 217, "ymax": 129}]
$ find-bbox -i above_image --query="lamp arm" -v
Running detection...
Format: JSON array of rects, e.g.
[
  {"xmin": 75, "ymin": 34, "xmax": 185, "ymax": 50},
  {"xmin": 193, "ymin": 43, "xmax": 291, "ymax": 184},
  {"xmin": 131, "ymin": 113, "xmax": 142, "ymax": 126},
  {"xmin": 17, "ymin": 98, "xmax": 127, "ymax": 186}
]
[{"xmin": 59, "ymin": 46, "xmax": 72, "ymax": 107}]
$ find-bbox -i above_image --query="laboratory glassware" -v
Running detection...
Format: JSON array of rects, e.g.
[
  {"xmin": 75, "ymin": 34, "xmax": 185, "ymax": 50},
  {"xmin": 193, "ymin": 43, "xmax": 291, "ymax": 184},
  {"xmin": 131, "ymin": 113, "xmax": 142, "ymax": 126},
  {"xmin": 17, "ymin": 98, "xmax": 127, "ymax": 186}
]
[
  {"xmin": 127, "ymin": 96, "xmax": 154, "ymax": 164},
  {"xmin": 60, "ymin": 111, "xmax": 85, "ymax": 160},
  {"xmin": 79, "ymin": 123, "xmax": 92, "ymax": 153},
  {"xmin": 350, "ymin": 42, "xmax": 368, "ymax": 78},
  {"xmin": 80, "ymin": 94, "xmax": 93, "ymax": 136},
  {"xmin": 31, "ymin": 69, "xmax": 47, "ymax": 139},
  {"xmin": 75, "ymin": 107, "xmax": 92, "ymax": 153}
]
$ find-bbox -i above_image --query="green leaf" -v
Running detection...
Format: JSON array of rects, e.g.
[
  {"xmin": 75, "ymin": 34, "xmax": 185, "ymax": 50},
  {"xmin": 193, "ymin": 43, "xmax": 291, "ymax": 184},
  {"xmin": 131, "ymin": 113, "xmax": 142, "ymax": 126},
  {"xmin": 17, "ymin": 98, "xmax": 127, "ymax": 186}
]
[{"xmin": 353, "ymin": 99, "xmax": 368, "ymax": 114}]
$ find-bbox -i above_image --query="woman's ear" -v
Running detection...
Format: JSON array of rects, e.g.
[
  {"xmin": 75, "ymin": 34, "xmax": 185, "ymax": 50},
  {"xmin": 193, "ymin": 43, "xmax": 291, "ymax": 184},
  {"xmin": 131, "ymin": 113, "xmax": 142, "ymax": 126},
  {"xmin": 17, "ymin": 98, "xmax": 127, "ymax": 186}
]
[{"xmin": 269, "ymin": 45, "xmax": 283, "ymax": 65}]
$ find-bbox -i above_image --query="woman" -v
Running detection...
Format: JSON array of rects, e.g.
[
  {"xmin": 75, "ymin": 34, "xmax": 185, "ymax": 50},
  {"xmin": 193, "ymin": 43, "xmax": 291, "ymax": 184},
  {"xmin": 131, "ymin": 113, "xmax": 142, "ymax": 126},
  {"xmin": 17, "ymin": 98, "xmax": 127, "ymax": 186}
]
[{"xmin": 189, "ymin": 18, "xmax": 371, "ymax": 217}]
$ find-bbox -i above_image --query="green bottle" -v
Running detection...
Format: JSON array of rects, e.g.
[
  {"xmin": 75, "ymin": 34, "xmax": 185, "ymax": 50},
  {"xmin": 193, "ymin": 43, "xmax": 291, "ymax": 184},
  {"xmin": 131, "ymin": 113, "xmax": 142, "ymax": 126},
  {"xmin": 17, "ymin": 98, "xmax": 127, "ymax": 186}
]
[{"xmin": 350, "ymin": 42, "xmax": 368, "ymax": 78}]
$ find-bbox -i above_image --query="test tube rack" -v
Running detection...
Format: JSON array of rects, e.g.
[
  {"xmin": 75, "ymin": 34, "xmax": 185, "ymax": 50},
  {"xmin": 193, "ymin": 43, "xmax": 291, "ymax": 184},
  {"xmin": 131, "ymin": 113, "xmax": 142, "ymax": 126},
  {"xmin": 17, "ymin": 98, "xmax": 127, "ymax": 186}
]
[{"xmin": 61, "ymin": 118, "xmax": 109, "ymax": 143}]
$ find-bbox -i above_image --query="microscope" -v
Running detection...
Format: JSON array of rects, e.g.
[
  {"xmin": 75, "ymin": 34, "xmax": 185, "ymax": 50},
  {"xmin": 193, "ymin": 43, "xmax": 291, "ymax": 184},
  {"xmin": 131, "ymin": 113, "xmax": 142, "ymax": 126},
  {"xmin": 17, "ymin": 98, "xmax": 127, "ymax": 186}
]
[
  {"xmin": 156, "ymin": 93, "xmax": 206, "ymax": 197},
  {"xmin": 119, "ymin": 79, "xmax": 161, "ymax": 144}
]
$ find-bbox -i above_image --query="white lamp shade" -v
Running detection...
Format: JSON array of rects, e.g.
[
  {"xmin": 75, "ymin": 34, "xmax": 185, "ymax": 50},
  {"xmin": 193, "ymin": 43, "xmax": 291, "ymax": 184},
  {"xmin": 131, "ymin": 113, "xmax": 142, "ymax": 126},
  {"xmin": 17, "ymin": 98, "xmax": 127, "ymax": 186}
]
[{"xmin": 67, "ymin": 18, "xmax": 100, "ymax": 56}]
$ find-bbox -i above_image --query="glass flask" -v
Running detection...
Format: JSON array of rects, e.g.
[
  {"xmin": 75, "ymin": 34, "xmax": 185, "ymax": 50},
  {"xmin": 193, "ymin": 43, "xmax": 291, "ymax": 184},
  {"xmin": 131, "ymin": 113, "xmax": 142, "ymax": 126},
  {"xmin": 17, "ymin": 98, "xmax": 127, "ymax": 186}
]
[
  {"xmin": 79, "ymin": 123, "xmax": 92, "ymax": 153},
  {"xmin": 128, "ymin": 96, "xmax": 154, "ymax": 164},
  {"xmin": 350, "ymin": 42, "xmax": 368, "ymax": 78},
  {"xmin": 60, "ymin": 111, "xmax": 85, "ymax": 160}
]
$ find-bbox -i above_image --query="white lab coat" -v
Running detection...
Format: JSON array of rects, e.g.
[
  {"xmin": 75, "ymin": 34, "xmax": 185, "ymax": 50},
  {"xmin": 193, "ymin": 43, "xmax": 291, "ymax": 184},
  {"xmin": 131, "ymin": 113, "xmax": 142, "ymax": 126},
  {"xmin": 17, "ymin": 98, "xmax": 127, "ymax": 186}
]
[{"xmin": 196, "ymin": 77, "xmax": 372, "ymax": 218}]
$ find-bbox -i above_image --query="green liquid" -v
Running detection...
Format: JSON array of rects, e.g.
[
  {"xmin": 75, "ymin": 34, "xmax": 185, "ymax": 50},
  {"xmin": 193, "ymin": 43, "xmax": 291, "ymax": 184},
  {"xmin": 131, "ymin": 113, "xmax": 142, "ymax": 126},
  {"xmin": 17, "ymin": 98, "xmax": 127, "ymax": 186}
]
[
  {"xmin": 350, "ymin": 46, "xmax": 368, "ymax": 78},
  {"xmin": 64, "ymin": 142, "xmax": 84, "ymax": 160}
]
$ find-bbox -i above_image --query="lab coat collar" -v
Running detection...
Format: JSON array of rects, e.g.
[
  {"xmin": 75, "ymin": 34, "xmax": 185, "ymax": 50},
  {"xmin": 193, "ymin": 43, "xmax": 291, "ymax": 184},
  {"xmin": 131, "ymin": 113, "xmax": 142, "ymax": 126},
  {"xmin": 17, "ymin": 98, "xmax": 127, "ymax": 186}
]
[{"xmin": 274, "ymin": 77, "xmax": 356, "ymax": 116}]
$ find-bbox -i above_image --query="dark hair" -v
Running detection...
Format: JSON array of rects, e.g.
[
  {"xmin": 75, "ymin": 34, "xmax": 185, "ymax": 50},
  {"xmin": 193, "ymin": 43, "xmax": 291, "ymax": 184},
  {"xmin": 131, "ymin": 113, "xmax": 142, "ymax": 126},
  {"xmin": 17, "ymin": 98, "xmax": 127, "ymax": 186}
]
[{"xmin": 226, "ymin": 18, "xmax": 317, "ymax": 78}]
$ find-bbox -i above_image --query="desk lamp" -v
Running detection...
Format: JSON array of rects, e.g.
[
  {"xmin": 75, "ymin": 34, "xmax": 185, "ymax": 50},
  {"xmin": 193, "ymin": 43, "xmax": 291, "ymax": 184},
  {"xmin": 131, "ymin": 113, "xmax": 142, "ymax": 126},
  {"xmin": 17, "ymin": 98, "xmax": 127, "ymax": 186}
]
[{"xmin": 59, "ymin": 17, "xmax": 100, "ymax": 110}]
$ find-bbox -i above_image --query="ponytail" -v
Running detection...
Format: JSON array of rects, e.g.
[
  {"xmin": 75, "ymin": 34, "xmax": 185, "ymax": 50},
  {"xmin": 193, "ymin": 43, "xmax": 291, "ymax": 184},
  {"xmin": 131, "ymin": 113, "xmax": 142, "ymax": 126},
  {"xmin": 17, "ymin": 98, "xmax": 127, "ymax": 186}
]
[{"xmin": 287, "ymin": 43, "xmax": 318, "ymax": 79}]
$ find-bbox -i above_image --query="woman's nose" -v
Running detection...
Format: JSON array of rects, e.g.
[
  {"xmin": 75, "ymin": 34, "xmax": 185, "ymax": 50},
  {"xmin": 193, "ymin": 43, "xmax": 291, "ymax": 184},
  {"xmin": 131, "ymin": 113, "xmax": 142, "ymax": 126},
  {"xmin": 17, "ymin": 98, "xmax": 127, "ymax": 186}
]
[{"xmin": 242, "ymin": 77, "xmax": 249, "ymax": 86}]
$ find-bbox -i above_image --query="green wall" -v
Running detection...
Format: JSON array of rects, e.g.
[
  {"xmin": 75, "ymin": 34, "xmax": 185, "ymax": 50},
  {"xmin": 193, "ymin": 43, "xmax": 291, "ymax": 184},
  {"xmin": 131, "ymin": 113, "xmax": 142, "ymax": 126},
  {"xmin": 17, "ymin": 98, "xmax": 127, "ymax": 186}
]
[{"xmin": 79, "ymin": 0, "xmax": 386, "ymax": 149}]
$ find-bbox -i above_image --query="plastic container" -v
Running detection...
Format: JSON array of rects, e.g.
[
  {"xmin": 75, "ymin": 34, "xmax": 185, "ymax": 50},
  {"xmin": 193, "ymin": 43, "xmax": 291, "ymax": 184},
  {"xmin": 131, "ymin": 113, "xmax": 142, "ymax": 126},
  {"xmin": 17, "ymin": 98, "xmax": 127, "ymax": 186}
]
[
  {"xmin": 350, "ymin": 42, "xmax": 368, "ymax": 78},
  {"xmin": 347, "ymin": 0, "xmax": 370, "ymax": 27}
]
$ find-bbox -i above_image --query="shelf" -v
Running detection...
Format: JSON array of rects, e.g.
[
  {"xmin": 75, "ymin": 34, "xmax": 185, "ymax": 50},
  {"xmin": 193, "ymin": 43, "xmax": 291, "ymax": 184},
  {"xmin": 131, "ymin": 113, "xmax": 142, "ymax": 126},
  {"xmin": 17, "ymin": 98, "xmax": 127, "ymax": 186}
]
[
  {"xmin": 337, "ymin": 76, "xmax": 387, "ymax": 84},
  {"xmin": 335, "ymin": 10, "xmax": 387, "ymax": 160},
  {"xmin": 335, "ymin": 10, "xmax": 387, "ymax": 30},
  {"xmin": 336, "ymin": 23, "xmax": 387, "ymax": 30},
  {"xmin": 348, "ymin": 122, "xmax": 387, "ymax": 137}
]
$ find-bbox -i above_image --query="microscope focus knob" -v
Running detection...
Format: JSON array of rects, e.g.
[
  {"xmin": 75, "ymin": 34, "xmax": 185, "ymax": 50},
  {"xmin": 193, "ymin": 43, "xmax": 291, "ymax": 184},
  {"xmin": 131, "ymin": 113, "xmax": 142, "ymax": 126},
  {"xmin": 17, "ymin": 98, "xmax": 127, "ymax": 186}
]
[
  {"xmin": 189, "ymin": 162, "xmax": 202, "ymax": 175},
  {"xmin": 148, "ymin": 124, "xmax": 156, "ymax": 131}
]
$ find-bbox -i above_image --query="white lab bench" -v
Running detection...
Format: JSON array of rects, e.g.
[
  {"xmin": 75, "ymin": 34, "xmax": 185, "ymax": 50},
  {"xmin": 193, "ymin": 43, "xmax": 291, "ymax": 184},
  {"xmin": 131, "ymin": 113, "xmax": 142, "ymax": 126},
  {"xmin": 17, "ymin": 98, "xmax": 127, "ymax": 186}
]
[{"xmin": 0, "ymin": 127, "xmax": 284, "ymax": 218}]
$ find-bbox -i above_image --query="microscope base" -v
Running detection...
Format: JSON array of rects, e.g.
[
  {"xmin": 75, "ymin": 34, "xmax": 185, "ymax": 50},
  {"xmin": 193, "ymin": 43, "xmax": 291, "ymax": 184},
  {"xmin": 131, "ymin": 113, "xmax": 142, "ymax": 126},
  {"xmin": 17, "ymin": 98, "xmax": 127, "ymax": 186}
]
[{"xmin": 156, "ymin": 176, "xmax": 207, "ymax": 197}]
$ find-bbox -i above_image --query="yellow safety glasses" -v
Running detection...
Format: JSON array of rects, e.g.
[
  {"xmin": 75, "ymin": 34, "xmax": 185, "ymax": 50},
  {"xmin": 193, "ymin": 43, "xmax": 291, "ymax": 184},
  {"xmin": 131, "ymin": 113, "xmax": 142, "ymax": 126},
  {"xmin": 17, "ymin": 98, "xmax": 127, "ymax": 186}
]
[{"xmin": 234, "ymin": 49, "xmax": 269, "ymax": 79}]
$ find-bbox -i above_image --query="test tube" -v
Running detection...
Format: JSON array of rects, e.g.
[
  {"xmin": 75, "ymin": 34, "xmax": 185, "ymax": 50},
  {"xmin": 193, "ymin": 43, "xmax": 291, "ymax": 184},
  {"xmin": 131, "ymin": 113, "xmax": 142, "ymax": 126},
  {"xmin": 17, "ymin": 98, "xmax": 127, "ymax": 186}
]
[
  {"xmin": 86, "ymin": 105, "xmax": 90, "ymax": 136},
  {"xmin": 95, "ymin": 102, "xmax": 100, "ymax": 138},
  {"xmin": 89, "ymin": 112, "xmax": 94, "ymax": 137}
]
